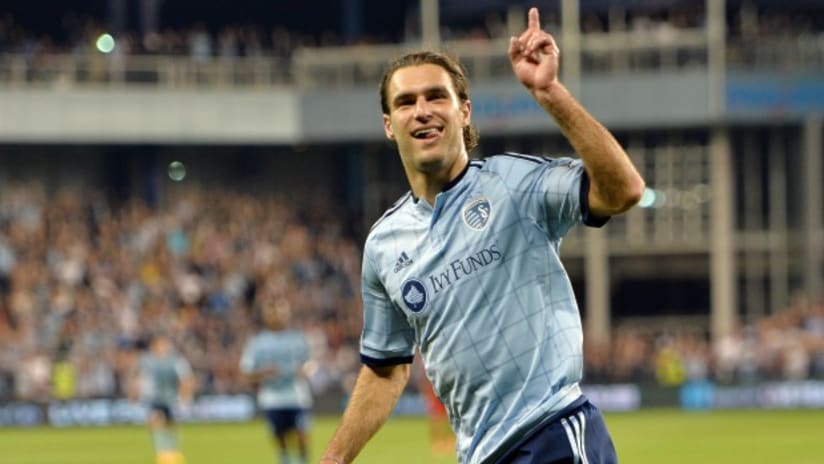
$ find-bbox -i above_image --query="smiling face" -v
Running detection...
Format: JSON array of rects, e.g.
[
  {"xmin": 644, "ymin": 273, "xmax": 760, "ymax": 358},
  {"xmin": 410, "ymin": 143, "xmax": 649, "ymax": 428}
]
[{"xmin": 382, "ymin": 63, "xmax": 472, "ymax": 183}]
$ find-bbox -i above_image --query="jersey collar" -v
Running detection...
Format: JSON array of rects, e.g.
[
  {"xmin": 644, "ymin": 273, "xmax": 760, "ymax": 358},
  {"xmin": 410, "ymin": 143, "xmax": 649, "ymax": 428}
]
[{"xmin": 411, "ymin": 158, "xmax": 471, "ymax": 205}]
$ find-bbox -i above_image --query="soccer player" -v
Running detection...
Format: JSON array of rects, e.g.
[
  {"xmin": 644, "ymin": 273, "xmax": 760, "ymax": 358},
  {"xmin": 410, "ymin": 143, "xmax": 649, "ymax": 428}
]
[
  {"xmin": 240, "ymin": 299, "xmax": 313, "ymax": 464},
  {"xmin": 135, "ymin": 333, "xmax": 195, "ymax": 464},
  {"xmin": 320, "ymin": 7, "xmax": 644, "ymax": 464}
]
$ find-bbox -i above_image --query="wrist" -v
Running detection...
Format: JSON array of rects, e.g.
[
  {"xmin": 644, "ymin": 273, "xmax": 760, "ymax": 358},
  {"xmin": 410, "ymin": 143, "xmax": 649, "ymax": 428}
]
[{"xmin": 532, "ymin": 80, "xmax": 567, "ymax": 107}]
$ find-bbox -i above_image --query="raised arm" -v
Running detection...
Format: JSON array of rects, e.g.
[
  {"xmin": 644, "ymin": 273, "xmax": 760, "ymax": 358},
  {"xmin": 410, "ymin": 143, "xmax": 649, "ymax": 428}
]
[
  {"xmin": 509, "ymin": 7, "xmax": 644, "ymax": 217},
  {"xmin": 320, "ymin": 363, "xmax": 411, "ymax": 464}
]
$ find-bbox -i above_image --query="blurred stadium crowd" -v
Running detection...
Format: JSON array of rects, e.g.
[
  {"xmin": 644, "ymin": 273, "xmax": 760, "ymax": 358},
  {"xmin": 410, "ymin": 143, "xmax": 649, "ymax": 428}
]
[
  {"xmin": 0, "ymin": 181, "xmax": 822, "ymax": 403},
  {"xmin": 0, "ymin": 182, "xmax": 364, "ymax": 402},
  {"xmin": 0, "ymin": 4, "xmax": 821, "ymax": 59},
  {"xmin": 586, "ymin": 299, "xmax": 824, "ymax": 386},
  {"xmin": 1, "ymin": 0, "xmax": 823, "ymax": 407}
]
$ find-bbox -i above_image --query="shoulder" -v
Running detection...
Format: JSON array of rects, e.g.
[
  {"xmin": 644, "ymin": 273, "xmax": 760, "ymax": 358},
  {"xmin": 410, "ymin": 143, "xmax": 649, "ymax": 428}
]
[
  {"xmin": 285, "ymin": 329, "xmax": 303, "ymax": 339},
  {"xmin": 473, "ymin": 152, "xmax": 567, "ymax": 182},
  {"xmin": 482, "ymin": 152, "xmax": 572, "ymax": 169},
  {"xmin": 365, "ymin": 191, "xmax": 414, "ymax": 243},
  {"xmin": 291, "ymin": 330, "xmax": 310, "ymax": 344}
]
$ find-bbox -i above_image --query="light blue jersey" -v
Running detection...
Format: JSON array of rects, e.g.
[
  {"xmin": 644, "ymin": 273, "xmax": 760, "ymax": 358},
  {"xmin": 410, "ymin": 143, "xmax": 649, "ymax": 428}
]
[
  {"xmin": 240, "ymin": 330, "xmax": 312, "ymax": 410},
  {"xmin": 360, "ymin": 154, "xmax": 608, "ymax": 463},
  {"xmin": 138, "ymin": 352, "xmax": 192, "ymax": 406}
]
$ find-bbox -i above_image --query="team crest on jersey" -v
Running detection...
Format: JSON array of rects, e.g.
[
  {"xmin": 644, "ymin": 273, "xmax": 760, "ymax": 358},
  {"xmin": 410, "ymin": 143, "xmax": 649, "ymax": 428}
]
[
  {"xmin": 401, "ymin": 279, "xmax": 427, "ymax": 313},
  {"xmin": 462, "ymin": 197, "xmax": 492, "ymax": 231}
]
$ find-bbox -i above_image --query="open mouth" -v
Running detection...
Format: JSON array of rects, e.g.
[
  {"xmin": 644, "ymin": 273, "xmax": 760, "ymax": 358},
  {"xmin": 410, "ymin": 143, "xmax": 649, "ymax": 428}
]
[{"xmin": 411, "ymin": 127, "xmax": 443, "ymax": 140}]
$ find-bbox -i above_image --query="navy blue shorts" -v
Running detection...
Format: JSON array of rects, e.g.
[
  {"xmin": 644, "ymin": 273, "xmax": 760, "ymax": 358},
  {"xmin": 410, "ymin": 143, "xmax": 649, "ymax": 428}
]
[
  {"xmin": 263, "ymin": 408, "xmax": 309, "ymax": 438},
  {"xmin": 498, "ymin": 398, "xmax": 617, "ymax": 463},
  {"xmin": 149, "ymin": 402, "xmax": 174, "ymax": 423}
]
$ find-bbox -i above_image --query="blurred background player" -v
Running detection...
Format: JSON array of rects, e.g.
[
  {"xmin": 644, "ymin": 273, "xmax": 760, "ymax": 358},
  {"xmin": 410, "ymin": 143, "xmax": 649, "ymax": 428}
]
[
  {"xmin": 134, "ymin": 333, "xmax": 195, "ymax": 464},
  {"xmin": 240, "ymin": 298, "xmax": 313, "ymax": 464}
]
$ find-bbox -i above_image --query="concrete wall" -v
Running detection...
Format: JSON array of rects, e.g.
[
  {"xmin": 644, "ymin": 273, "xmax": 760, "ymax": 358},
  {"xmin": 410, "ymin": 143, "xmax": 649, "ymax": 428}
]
[{"xmin": 1, "ymin": 71, "xmax": 821, "ymax": 143}]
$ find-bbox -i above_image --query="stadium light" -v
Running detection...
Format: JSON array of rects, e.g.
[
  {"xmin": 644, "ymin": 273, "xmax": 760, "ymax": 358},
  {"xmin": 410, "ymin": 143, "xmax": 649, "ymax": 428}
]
[{"xmin": 96, "ymin": 33, "xmax": 116, "ymax": 54}]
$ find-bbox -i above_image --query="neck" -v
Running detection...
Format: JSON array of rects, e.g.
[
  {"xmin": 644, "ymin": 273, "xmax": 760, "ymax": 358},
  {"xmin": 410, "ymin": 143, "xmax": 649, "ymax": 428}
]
[{"xmin": 407, "ymin": 151, "xmax": 469, "ymax": 205}]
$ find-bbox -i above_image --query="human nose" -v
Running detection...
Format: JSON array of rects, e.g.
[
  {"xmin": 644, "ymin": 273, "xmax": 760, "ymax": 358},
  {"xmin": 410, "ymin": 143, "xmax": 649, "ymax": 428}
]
[{"xmin": 413, "ymin": 97, "xmax": 432, "ymax": 119}]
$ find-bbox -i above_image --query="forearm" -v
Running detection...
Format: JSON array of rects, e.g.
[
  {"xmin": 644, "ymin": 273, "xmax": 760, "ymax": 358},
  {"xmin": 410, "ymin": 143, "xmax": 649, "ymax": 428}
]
[
  {"xmin": 536, "ymin": 82, "xmax": 644, "ymax": 214},
  {"xmin": 179, "ymin": 377, "xmax": 196, "ymax": 403},
  {"xmin": 322, "ymin": 364, "xmax": 410, "ymax": 463},
  {"xmin": 244, "ymin": 367, "xmax": 277, "ymax": 384}
]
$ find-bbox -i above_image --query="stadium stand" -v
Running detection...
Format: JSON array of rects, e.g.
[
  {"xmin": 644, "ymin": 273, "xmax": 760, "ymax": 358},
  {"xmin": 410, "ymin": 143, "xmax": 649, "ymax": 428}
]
[
  {"xmin": 0, "ymin": 182, "xmax": 364, "ymax": 402},
  {"xmin": 0, "ymin": 0, "xmax": 822, "ymax": 416}
]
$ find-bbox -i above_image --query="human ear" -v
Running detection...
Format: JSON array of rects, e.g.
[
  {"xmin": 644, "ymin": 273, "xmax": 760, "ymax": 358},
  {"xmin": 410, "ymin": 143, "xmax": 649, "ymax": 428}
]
[
  {"xmin": 383, "ymin": 114, "xmax": 395, "ymax": 140},
  {"xmin": 461, "ymin": 99, "xmax": 472, "ymax": 127}
]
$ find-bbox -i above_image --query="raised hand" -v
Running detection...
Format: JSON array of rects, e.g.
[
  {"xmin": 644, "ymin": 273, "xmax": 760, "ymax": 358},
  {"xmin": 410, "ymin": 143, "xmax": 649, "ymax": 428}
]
[{"xmin": 508, "ymin": 7, "xmax": 560, "ymax": 95}]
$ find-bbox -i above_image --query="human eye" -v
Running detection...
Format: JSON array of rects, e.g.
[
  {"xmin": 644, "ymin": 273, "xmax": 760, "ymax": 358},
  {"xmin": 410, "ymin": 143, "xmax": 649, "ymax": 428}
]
[
  {"xmin": 394, "ymin": 96, "xmax": 414, "ymax": 108},
  {"xmin": 428, "ymin": 91, "xmax": 448, "ymax": 101}
]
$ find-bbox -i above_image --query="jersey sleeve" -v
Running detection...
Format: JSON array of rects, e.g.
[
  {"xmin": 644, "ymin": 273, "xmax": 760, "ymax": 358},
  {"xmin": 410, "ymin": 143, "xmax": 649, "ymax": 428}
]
[
  {"xmin": 174, "ymin": 355, "xmax": 193, "ymax": 379},
  {"xmin": 359, "ymin": 242, "xmax": 415, "ymax": 367},
  {"xmin": 537, "ymin": 157, "xmax": 610, "ymax": 239},
  {"xmin": 298, "ymin": 334, "xmax": 311, "ymax": 364},
  {"xmin": 490, "ymin": 154, "xmax": 609, "ymax": 240},
  {"xmin": 239, "ymin": 339, "xmax": 256, "ymax": 373}
]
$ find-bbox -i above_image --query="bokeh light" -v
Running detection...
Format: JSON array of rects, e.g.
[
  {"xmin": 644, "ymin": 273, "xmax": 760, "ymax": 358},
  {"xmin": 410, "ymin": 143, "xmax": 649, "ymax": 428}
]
[
  {"xmin": 168, "ymin": 161, "xmax": 186, "ymax": 181},
  {"xmin": 95, "ymin": 33, "xmax": 115, "ymax": 53}
]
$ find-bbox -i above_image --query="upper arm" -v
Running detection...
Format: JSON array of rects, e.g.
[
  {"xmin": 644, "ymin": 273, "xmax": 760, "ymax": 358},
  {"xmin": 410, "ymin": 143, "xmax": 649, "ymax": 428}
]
[
  {"xmin": 239, "ymin": 341, "xmax": 255, "ymax": 373},
  {"xmin": 586, "ymin": 173, "xmax": 633, "ymax": 218},
  {"xmin": 299, "ymin": 335, "xmax": 311, "ymax": 363},
  {"xmin": 538, "ymin": 158, "xmax": 609, "ymax": 237},
  {"xmin": 175, "ymin": 356, "xmax": 194, "ymax": 380},
  {"xmin": 180, "ymin": 373, "xmax": 196, "ymax": 390},
  {"xmin": 367, "ymin": 363, "xmax": 411, "ymax": 382},
  {"xmin": 359, "ymin": 246, "xmax": 416, "ymax": 364},
  {"xmin": 175, "ymin": 358, "xmax": 196, "ymax": 393},
  {"xmin": 358, "ymin": 363, "xmax": 411, "ymax": 395},
  {"xmin": 579, "ymin": 168, "xmax": 612, "ymax": 226},
  {"xmin": 587, "ymin": 184, "xmax": 610, "ymax": 219}
]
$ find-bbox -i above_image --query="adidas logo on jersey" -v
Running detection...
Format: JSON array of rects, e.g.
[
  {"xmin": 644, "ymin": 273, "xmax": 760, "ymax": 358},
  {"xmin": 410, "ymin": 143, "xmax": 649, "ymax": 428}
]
[{"xmin": 393, "ymin": 251, "xmax": 413, "ymax": 273}]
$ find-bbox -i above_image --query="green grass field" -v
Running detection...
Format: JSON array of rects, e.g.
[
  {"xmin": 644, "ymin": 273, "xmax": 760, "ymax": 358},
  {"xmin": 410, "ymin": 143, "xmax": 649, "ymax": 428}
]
[{"xmin": 0, "ymin": 409, "xmax": 821, "ymax": 463}]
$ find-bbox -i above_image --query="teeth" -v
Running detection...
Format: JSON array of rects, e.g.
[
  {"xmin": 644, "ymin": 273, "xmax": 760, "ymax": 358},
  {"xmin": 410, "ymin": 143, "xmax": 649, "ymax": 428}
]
[{"xmin": 414, "ymin": 128, "xmax": 437, "ymax": 138}]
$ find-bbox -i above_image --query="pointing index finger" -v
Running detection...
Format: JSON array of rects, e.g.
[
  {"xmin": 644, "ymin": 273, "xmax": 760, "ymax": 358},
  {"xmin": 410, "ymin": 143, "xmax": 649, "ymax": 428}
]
[{"xmin": 528, "ymin": 7, "xmax": 540, "ymax": 31}]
